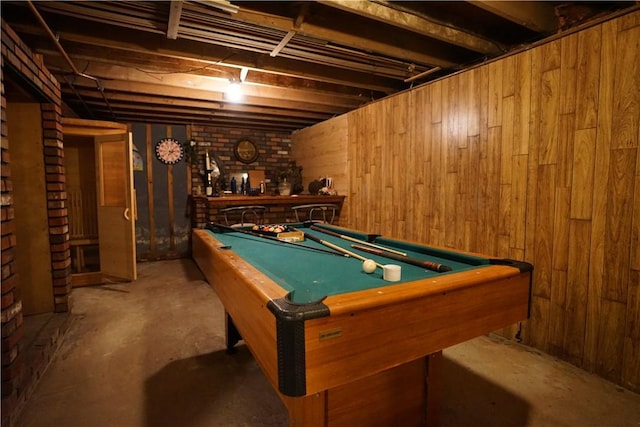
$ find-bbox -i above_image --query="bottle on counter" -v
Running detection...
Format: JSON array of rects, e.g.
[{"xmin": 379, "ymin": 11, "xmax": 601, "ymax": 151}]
[
  {"xmin": 230, "ymin": 177, "xmax": 237, "ymax": 194},
  {"xmin": 204, "ymin": 151, "xmax": 212, "ymax": 171},
  {"xmin": 240, "ymin": 177, "xmax": 246, "ymax": 195},
  {"xmin": 260, "ymin": 180, "xmax": 265, "ymax": 194},
  {"xmin": 205, "ymin": 172, "xmax": 213, "ymax": 196}
]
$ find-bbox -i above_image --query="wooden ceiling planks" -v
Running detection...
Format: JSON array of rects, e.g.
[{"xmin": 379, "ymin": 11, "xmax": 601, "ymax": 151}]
[{"xmin": 1, "ymin": 0, "xmax": 635, "ymax": 131}]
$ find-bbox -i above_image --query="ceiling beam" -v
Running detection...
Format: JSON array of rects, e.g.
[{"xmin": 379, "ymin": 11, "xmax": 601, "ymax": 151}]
[
  {"xmin": 10, "ymin": 20, "xmax": 400, "ymax": 93},
  {"xmin": 270, "ymin": 30, "xmax": 296, "ymax": 58},
  {"xmin": 270, "ymin": 3, "xmax": 308, "ymax": 58},
  {"xmin": 319, "ymin": 0, "xmax": 501, "ymax": 55},
  {"xmin": 30, "ymin": 2, "xmax": 420, "ymax": 80},
  {"xmin": 44, "ymin": 57, "xmax": 365, "ymax": 108},
  {"xmin": 83, "ymin": 107, "xmax": 305, "ymax": 131},
  {"xmin": 166, "ymin": 1, "xmax": 184, "ymax": 40},
  {"xmin": 191, "ymin": 0, "xmax": 238, "ymax": 15},
  {"xmin": 74, "ymin": 100, "xmax": 318, "ymax": 126},
  {"xmin": 59, "ymin": 75, "xmax": 356, "ymax": 113},
  {"xmin": 61, "ymin": 88, "xmax": 335, "ymax": 120},
  {"xmin": 232, "ymin": 6, "xmax": 457, "ymax": 68},
  {"xmin": 469, "ymin": 1, "xmax": 558, "ymax": 34},
  {"xmin": 20, "ymin": 35, "xmax": 371, "ymax": 97}
]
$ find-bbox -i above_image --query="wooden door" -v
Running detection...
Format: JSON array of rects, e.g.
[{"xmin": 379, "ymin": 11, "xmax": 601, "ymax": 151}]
[{"xmin": 95, "ymin": 132, "xmax": 137, "ymax": 281}]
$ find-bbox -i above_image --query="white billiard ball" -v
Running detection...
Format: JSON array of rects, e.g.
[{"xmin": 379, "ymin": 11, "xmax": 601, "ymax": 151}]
[{"xmin": 362, "ymin": 259, "xmax": 377, "ymax": 273}]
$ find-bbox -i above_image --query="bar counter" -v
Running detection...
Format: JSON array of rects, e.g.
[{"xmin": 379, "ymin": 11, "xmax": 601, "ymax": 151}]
[{"xmin": 190, "ymin": 194, "xmax": 345, "ymax": 228}]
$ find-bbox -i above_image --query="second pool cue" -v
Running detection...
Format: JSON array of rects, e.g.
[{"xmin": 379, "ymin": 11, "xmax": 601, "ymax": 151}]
[
  {"xmin": 208, "ymin": 223, "xmax": 346, "ymax": 257},
  {"xmin": 351, "ymin": 244, "xmax": 452, "ymax": 273},
  {"xmin": 301, "ymin": 231, "xmax": 384, "ymax": 269},
  {"xmin": 309, "ymin": 225, "xmax": 407, "ymax": 256}
]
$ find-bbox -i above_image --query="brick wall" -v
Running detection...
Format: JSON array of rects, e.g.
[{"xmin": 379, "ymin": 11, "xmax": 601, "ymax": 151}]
[
  {"xmin": 189, "ymin": 126, "xmax": 296, "ymax": 228},
  {"xmin": 189, "ymin": 126, "xmax": 294, "ymax": 195},
  {"xmin": 1, "ymin": 20, "xmax": 71, "ymax": 427}
]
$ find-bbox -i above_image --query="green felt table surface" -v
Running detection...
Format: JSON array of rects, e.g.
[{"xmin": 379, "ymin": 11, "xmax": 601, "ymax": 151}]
[{"xmin": 206, "ymin": 223, "xmax": 491, "ymax": 304}]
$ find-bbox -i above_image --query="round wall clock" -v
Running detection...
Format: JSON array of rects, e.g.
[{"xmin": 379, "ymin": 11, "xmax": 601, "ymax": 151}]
[
  {"xmin": 234, "ymin": 139, "xmax": 258, "ymax": 164},
  {"xmin": 155, "ymin": 138, "xmax": 184, "ymax": 165}
]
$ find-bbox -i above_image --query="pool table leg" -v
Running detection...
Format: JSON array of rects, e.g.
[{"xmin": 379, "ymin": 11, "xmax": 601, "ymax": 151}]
[
  {"xmin": 282, "ymin": 354, "xmax": 442, "ymax": 427},
  {"xmin": 225, "ymin": 311, "xmax": 242, "ymax": 353}
]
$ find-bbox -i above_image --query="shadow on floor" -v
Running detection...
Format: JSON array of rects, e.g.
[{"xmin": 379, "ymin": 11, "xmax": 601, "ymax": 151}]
[
  {"xmin": 144, "ymin": 346, "xmax": 530, "ymax": 427},
  {"xmin": 440, "ymin": 355, "xmax": 530, "ymax": 427},
  {"xmin": 144, "ymin": 346, "xmax": 287, "ymax": 427}
]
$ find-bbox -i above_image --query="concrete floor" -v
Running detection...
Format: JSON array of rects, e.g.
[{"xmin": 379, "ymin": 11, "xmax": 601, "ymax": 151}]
[{"xmin": 14, "ymin": 259, "xmax": 640, "ymax": 427}]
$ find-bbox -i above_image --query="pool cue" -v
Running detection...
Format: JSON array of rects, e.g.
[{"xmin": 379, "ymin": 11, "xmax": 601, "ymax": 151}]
[
  {"xmin": 207, "ymin": 223, "xmax": 348, "ymax": 257},
  {"xmin": 310, "ymin": 225, "xmax": 408, "ymax": 256},
  {"xmin": 351, "ymin": 244, "xmax": 452, "ymax": 273},
  {"xmin": 300, "ymin": 230, "xmax": 384, "ymax": 269}
]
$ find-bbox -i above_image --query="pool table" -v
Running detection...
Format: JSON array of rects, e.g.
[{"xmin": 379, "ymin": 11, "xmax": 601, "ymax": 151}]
[{"xmin": 192, "ymin": 222, "xmax": 532, "ymax": 427}]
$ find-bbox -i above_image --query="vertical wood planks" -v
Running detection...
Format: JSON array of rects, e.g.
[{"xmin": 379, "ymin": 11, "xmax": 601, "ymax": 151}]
[
  {"xmin": 564, "ymin": 219, "xmax": 591, "ymax": 365},
  {"xmin": 549, "ymin": 187, "xmax": 570, "ymax": 355},
  {"xmin": 604, "ymin": 149, "xmax": 636, "ymax": 302},
  {"xmin": 291, "ymin": 10, "xmax": 640, "ymax": 392},
  {"xmin": 559, "ymin": 34, "xmax": 578, "ymax": 115},
  {"xmin": 620, "ymin": 6, "xmax": 640, "ymax": 390},
  {"xmin": 145, "ymin": 124, "xmax": 156, "ymax": 257},
  {"xmin": 539, "ymin": 68, "xmax": 561, "ymax": 165},
  {"xmin": 570, "ymin": 129, "xmax": 596, "ymax": 219},
  {"xmin": 166, "ymin": 126, "xmax": 176, "ymax": 252},
  {"xmin": 611, "ymin": 19, "xmax": 639, "ymax": 150},
  {"xmin": 575, "ymin": 27, "xmax": 602, "ymax": 130},
  {"xmin": 583, "ymin": 16, "xmax": 616, "ymax": 373}
]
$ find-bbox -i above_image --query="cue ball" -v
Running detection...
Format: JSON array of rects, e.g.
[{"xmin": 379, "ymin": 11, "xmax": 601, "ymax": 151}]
[{"xmin": 362, "ymin": 259, "xmax": 377, "ymax": 273}]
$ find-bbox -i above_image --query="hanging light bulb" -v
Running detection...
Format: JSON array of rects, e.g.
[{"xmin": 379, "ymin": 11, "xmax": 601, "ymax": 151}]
[{"xmin": 225, "ymin": 80, "xmax": 243, "ymax": 102}]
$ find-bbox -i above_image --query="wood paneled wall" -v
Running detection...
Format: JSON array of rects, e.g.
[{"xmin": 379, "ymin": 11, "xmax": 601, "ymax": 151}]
[
  {"xmin": 292, "ymin": 10, "xmax": 640, "ymax": 391},
  {"xmin": 291, "ymin": 116, "xmax": 350, "ymax": 222}
]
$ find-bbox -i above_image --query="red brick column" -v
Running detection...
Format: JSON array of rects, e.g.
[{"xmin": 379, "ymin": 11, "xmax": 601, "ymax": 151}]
[
  {"xmin": 42, "ymin": 104, "xmax": 72, "ymax": 312},
  {"xmin": 191, "ymin": 196, "xmax": 208, "ymax": 229},
  {"xmin": 1, "ymin": 20, "xmax": 70, "ymax": 427}
]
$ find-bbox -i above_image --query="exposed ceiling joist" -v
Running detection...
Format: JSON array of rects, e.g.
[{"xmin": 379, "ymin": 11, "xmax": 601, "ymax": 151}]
[
  {"xmin": 470, "ymin": 0, "xmax": 558, "ymax": 34},
  {"xmin": 10, "ymin": 19, "xmax": 400, "ymax": 93},
  {"xmin": 191, "ymin": 0, "xmax": 238, "ymax": 14},
  {"xmin": 232, "ymin": 7, "xmax": 457, "ymax": 69},
  {"xmin": 320, "ymin": 0, "xmax": 502, "ymax": 55},
  {"xmin": 166, "ymin": 0, "xmax": 184, "ymax": 39},
  {"xmin": 269, "ymin": 3, "xmax": 307, "ymax": 57},
  {"xmin": 270, "ymin": 30, "xmax": 296, "ymax": 58},
  {"xmin": 2, "ymin": 0, "xmax": 634, "ymax": 132}
]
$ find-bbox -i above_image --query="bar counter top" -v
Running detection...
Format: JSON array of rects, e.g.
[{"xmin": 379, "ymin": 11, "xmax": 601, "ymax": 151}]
[
  {"xmin": 190, "ymin": 194, "xmax": 345, "ymax": 228},
  {"xmin": 192, "ymin": 194, "xmax": 345, "ymax": 206}
]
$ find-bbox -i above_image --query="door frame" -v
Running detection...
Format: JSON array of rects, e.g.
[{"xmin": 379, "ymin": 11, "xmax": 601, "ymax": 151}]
[{"xmin": 62, "ymin": 118, "xmax": 136, "ymax": 285}]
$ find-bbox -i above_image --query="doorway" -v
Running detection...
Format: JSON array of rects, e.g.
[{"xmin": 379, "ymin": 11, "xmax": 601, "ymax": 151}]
[
  {"xmin": 65, "ymin": 135, "xmax": 100, "ymax": 276},
  {"xmin": 62, "ymin": 118, "xmax": 137, "ymax": 286}
]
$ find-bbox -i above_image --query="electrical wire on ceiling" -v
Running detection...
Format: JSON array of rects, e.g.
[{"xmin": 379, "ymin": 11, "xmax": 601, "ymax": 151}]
[
  {"xmin": 134, "ymin": 63, "xmax": 227, "ymax": 76},
  {"xmin": 132, "ymin": 51, "xmax": 248, "ymax": 87},
  {"xmin": 61, "ymin": 74, "xmax": 95, "ymax": 120},
  {"xmin": 26, "ymin": 0, "xmax": 116, "ymax": 121}
]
